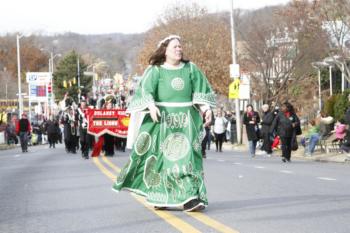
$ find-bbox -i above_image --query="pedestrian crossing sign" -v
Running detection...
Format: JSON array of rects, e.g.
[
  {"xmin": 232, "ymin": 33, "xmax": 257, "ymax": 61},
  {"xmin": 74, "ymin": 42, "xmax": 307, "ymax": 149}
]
[{"xmin": 229, "ymin": 78, "xmax": 240, "ymax": 99}]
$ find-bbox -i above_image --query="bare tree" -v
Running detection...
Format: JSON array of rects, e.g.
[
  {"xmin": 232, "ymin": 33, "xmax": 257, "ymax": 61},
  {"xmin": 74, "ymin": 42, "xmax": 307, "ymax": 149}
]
[
  {"xmin": 136, "ymin": 2, "xmax": 232, "ymax": 95},
  {"xmin": 313, "ymin": 0, "xmax": 350, "ymax": 82},
  {"xmin": 238, "ymin": 1, "xmax": 328, "ymax": 106}
]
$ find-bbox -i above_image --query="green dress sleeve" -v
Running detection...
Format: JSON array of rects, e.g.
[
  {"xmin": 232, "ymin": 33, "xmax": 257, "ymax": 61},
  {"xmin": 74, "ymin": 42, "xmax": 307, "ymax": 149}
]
[
  {"xmin": 190, "ymin": 62, "xmax": 216, "ymax": 107},
  {"xmin": 127, "ymin": 66, "xmax": 159, "ymax": 112}
]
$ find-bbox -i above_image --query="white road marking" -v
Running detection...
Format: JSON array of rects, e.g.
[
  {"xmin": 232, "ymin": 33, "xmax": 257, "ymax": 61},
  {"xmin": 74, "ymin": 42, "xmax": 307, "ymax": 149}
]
[
  {"xmin": 254, "ymin": 166, "xmax": 265, "ymax": 169},
  {"xmin": 238, "ymin": 175, "xmax": 244, "ymax": 179},
  {"xmin": 280, "ymin": 170, "xmax": 293, "ymax": 174},
  {"xmin": 217, "ymin": 159, "xmax": 225, "ymax": 162},
  {"xmin": 233, "ymin": 162, "xmax": 242, "ymax": 165},
  {"xmin": 317, "ymin": 177, "xmax": 337, "ymax": 181},
  {"xmin": 14, "ymin": 154, "xmax": 20, "ymax": 157}
]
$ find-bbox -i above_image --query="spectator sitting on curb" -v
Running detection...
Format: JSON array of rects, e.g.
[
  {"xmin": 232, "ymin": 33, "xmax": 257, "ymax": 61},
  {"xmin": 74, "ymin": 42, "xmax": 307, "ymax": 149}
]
[
  {"xmin": 333, "ymin": 119, "xmax": 346, "ymax": 147},
  {"xmin": 317, "ymin": 112, "xmax": 334, "ymax": 139},
  {"xmin": 301, "ymin": 119, "xmax": 320, "ymax": 156}
]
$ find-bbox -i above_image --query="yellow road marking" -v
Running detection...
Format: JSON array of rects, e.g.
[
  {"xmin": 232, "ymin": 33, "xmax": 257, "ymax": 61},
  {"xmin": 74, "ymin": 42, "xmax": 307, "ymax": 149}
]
[
  {"xmin": 186, "ymin": 212, "xmax": 240, "ymax": 233},
  {"xmin": 92, "ymin": 157, "xmax": 116, "ymax": 180},
  {"xmin": 93, "ymin": 156, "xmax": 201, "ymax": 233},
  {"xmin": 101, "ymin": 156, "xmax": 241, "ymax": 233},
  {"xmin": 101, "ymin": 155, "xmax": 121, "ymax": 173},
  {"xmin": 132, "ymin": 194, "xmax": 201, "ymax": 233}
]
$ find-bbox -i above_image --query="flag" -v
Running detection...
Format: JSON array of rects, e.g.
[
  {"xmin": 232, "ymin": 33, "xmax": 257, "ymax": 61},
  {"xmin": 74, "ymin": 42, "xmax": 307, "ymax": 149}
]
[{"xmin": 91, "ymin": 136, "xmax": 104, "ymax": 157}]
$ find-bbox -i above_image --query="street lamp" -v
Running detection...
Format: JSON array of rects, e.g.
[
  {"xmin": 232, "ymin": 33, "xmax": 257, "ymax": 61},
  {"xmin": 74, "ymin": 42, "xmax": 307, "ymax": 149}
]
[
  {"xmin": 50, "ymin": 53, "xmax": 61, "ymax": 73},
  {"xmin": 16, "ymin": 34, "xmax": 24, "ymax": 116},
  {"xmin": 312, "ymin": 61, "xmax": 329, "ymax": 111},
  {"xmin": 230, "ymin": 0, "xmax": 242, "ymax": 144},
  {"xmin": 40, "ymin": 48, "xmax": 61, "ymax": 117},
  {"xmin": 40, "ymin": 48, "xmax": 61, "ymax": 72}
]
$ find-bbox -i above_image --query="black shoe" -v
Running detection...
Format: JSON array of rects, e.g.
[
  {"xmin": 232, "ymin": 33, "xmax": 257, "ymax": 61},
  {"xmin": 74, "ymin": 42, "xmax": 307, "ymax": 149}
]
[
  {"xmin": 154, "ymin": 206, "xmax": 168, "ymax": 211},
  {"xmin": 184, "ymin": 199, "xmax": 205, "ymax": 212},
  {"xmin": 282, "ymin": 158, "xmax": 286, "ymax": 163}
]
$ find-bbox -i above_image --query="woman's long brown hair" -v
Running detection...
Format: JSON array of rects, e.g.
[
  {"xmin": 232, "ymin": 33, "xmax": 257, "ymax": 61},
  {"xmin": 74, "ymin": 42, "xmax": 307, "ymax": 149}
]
[{"xmin": 148, "ymin": 38, "xmax": 189, "ymax": 66}]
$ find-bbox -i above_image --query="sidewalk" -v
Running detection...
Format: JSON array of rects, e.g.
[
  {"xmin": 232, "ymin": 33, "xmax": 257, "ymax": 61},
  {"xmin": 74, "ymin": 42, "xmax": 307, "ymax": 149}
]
[
  {"xmin": 222, "ymin": 143, "xmax": 350, "ymax": 164},
  {"xmin": 0, "ymin": 144, "xmax": 16, "ymax": 150}
]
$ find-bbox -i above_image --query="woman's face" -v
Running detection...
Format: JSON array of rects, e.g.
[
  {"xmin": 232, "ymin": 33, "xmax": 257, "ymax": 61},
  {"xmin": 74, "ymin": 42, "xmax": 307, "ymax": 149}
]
[
  {"xmin": 247, "ymin": 106, "xmax": 253, "ymax": 112},
  {"xmin": 165, "ymin": 39, "xmax": 183, "ymax": 63}
]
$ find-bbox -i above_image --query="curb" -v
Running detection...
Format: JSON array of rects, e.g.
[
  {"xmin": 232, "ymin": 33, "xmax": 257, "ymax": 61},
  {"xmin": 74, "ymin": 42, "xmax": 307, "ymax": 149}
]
[
  {"xmin": 0, "ymin": 144, "xmax": 16, "ymax": 151},
  {"xmin": 222, "ymin": 143, "xmax": 350, "ymax": 164}
]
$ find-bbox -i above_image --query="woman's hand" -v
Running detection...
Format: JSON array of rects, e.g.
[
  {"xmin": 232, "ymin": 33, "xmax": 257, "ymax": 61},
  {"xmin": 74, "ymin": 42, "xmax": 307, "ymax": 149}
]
[{"xmin": 148, "ymin": 103, "xmax": 161, "ymax": 123}]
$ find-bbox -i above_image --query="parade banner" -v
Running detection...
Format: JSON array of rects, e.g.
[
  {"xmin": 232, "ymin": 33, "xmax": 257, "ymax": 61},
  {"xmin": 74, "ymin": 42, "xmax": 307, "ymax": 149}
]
[{"xmin": 86, "ymin": 109, "xmax": 130, "ymax": 137}]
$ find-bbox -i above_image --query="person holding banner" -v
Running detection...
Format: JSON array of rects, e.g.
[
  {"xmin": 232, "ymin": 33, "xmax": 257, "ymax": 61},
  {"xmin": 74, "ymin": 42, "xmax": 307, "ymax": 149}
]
[
  {"xmin": 112, "ymin": 35, "xmax": 216, "ymax": 212},
  {"xmin": 103, "ymin": 98, "xmax": 116, "ymax": 156}
]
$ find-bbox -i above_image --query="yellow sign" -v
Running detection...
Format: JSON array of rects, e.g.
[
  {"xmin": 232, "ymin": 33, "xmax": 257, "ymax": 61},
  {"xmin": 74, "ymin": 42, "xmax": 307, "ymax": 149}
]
[{"xmin": 229, "ymin": 79, "xmax": 240, "ymax": 99}]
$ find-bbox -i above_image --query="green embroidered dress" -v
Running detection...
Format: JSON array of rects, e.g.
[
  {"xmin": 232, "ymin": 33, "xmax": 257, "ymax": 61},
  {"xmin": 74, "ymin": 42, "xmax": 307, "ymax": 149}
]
[{"xmin": 112, "ymin": 62, "xmax": 216, "ymax": 207}]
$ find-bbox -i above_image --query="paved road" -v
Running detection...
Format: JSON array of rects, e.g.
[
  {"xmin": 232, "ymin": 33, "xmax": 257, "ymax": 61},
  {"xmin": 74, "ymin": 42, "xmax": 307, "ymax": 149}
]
[{"xmin": 1, "ymin": 144, "xmax": 350, "ymax": 233}]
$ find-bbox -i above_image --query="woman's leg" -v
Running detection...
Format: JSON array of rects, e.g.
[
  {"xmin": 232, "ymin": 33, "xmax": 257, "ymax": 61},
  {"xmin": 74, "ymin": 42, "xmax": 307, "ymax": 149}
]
[
  {"xmin": 308, "ymin": 134, "xmax": 320, "ymax": 154},
  {"xmin": 280, "ymin": 137, "xmax": 292, "ymax": 161},
  {"xmin": 248, "ymin": 140, "xmax": 255, "ymax": 156},
  {"xmin": 218, "ymin": 133, "xmax": 224, "ymax": 152}
]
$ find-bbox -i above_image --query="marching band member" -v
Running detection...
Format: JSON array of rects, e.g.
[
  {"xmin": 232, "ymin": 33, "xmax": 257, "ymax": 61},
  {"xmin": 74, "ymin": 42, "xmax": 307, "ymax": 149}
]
[
  {"xmin": 62, "ymin": 105, "xmax": 78, "ymax": 154},
  {"xmin": 102, "ymin": 95, "xmax": 116, "ymax": 156},
  {"xmin": 77, "ymin": 98, "xmax": 93, "ymax": 159}
]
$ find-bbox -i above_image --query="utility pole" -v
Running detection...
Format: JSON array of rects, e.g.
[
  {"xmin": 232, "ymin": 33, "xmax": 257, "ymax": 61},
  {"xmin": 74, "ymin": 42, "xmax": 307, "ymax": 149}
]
[
  {"xmin": 16, "ymin": 34, "xmax": 24, "ymax": 117},
  {"xmin": 230, "ymin": 0, "xmax": 242, "ymax": 144},
  {"xmin": 77, "ymin": 56, "xmax": 81, "ymax": 102}
]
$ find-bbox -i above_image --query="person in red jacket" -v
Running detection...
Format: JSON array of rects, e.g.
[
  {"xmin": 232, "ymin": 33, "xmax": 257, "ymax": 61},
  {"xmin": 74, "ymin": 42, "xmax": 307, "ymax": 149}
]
[{"xmin": 16, "ymin": 112, "xmax": 31, "ymax": 152}]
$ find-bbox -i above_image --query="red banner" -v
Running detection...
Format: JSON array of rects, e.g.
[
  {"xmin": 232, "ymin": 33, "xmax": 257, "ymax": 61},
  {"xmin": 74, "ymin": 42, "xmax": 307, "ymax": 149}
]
[{"xmin": 86, "ymin": 109, "xmax": 130, "ymax": 137}]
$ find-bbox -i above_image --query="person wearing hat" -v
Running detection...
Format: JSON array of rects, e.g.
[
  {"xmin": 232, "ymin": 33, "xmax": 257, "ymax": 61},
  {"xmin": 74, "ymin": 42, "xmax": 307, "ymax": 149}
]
[{"xmin": 16, "ymin": 112, "xmax": 31, "ymax": 152}]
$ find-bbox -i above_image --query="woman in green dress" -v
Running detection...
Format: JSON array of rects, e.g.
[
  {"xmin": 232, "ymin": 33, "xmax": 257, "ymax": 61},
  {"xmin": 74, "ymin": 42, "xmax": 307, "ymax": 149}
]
[{"xmin": 112, "ymin": 35, "xmax": 216, "ymax": 212}]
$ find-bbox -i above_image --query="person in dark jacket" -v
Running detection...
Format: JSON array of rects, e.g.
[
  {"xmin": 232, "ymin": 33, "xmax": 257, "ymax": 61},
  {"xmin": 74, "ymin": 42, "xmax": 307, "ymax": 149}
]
[
  {"xmin": 62, "ymin": 107, "xmax": 78, "ymax": 153},
  {"xmin": 16, "ymin": 112, "xmax": 31, "ymax": 153},
  {"xmin": 243, "ymin": 104, "xmax": 260, "ymax": 157},
  {"xmin": 229, "ymin": 111, "xmax": 237, "ymax": 144},
  {"xmin": 271, "ymin": 102, "xmax": 300, "ymax": 162},
  {"xmin": 45, "ymin": 118, "xmax": 59, "ymax": 148},
  {"xmin": 260, "ymin": 104, "xmax": 275, "ymax": 156},
  {"xmin": 77, "ymin": 99, "xmax": 93, "ymax": 159}
]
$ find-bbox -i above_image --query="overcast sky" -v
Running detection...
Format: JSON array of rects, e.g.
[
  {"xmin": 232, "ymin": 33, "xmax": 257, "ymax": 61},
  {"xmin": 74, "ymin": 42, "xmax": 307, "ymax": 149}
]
[{"xmin": 0, "ymin": 0, "xmax": 290, "ymax": 35}]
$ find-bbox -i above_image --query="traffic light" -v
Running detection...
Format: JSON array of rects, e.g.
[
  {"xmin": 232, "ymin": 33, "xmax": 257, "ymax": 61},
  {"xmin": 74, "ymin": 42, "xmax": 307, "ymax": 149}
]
[{"xmin": 47, "ymin": 84, "xmax": 52, "ymax": 93}]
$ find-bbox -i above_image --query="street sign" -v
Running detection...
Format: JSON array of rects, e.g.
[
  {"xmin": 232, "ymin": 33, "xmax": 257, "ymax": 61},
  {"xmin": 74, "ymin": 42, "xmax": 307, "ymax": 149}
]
[
  {"xmin": 230, "ymin": 64, "xmax": 240, "ymax": 78},
  {"xmin": 229, "ymin": 78, "xmax": 240, "ymax": 99},
  {"xmin": 239, "ymin": 74, "xmax": 251, "ymax": 99},
  {"xmin": 26, "ymin": 72, "xmax": 51, "ymax": 84}
]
